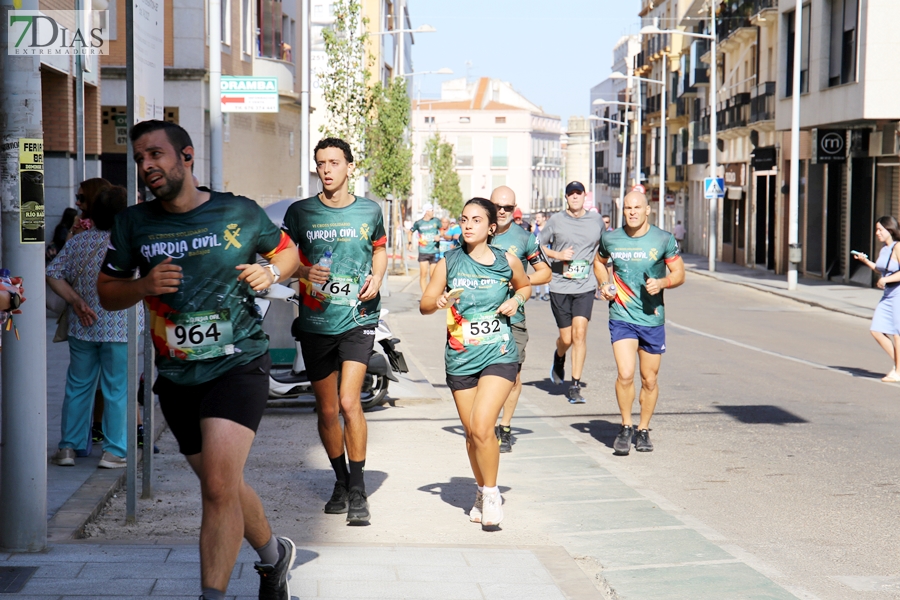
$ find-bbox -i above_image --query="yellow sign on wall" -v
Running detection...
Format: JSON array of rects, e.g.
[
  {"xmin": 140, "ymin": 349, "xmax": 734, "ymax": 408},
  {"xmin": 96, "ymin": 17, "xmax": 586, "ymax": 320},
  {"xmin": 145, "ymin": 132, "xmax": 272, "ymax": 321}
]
[{"xmin": 19, "ymin": 138, "xmax": 44, "ymax": 244}]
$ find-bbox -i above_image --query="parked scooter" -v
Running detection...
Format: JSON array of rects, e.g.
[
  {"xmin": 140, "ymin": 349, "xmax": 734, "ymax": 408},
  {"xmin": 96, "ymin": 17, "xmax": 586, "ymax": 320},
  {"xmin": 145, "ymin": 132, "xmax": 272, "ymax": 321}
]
[{"xmin": 255, "ymin": 283, "xmax": 408, "ymax": 411}]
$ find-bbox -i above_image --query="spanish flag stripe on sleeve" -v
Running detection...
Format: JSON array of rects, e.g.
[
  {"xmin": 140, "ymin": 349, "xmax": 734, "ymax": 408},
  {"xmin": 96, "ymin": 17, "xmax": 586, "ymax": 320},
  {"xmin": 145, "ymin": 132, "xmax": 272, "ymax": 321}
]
[
  {"xmin": 261, "ymin": 231, "xmax": 291, "ymax": 260},
  {"xmin": 373, "ymin": 235, "xmax": 388, "ymax": 247}
]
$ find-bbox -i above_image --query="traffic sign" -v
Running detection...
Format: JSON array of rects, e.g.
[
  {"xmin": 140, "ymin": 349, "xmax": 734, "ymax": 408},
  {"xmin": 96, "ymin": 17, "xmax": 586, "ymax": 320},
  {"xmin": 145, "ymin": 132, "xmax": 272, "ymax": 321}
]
[
  {"xmin": 704, "ymin": 177, "xmax": 725, "ymax": 199},
  {"xmin": 220, "ymin": 77, "xmax": 279, "ymax": 113}
]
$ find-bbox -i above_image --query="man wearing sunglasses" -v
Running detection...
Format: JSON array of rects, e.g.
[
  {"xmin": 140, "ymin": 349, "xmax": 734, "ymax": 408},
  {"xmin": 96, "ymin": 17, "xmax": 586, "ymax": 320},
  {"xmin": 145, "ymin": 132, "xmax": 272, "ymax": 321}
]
[
  {"xmin": 539, "ymin": 181, "xmax": 605, "ymax": 404},
  {"xmin": 488, "ymin": 186, "xmax": 551, "ymax": 452}
]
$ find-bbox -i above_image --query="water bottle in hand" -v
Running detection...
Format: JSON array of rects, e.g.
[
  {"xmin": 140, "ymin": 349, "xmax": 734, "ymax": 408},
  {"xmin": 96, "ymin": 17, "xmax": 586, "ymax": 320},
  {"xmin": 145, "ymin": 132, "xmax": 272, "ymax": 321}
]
[
  {"xmin": 608, "ymin": 284, "xmax": 616, "ymax": 296},
  {"xmin": 314, "ymin": 251, "xmax": 332, "ymax": 291}
]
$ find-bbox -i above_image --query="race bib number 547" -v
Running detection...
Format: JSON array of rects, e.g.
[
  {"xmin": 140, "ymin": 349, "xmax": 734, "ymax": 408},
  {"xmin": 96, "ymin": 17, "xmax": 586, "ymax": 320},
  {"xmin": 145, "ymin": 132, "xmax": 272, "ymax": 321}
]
[
  {"xmin": 563, "ymin": 259, "xmax": 590, "ymax": 279},
  {"xmin": 165, "ymin": 310, "xmax": 235, "ymax": 360}
]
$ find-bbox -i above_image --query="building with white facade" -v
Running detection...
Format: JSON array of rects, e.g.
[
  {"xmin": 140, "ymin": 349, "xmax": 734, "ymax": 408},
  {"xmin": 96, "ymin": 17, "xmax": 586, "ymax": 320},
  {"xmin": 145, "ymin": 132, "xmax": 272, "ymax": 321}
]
[{"xmin": 411, "ymin": 77, "xmax": 562, "ymax": 217}]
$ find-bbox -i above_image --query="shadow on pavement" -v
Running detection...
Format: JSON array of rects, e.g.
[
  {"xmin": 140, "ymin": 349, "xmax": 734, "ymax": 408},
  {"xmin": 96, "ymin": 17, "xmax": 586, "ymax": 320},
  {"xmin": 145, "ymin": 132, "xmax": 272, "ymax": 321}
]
[
  {"xmin": 827, "ymin": 365, "xmax": 892, "ymax": 380},
  {"xmin": 294, "ymin": 548, "xmax": 319, "ymax": 567},
  {"xmin": 715, "ymin": 405, "xmax": 808, "ymax": 425},
  {"xmin": 418, "ymin": 477, "xmax": 511, "ymax": 514},
  {"xmin": 522, "ymin": 378, "xmax": 567, "ymax": 395},
  {"xmin": 569, "ymin": 420, "xmax": 620, "ymax": 450}
]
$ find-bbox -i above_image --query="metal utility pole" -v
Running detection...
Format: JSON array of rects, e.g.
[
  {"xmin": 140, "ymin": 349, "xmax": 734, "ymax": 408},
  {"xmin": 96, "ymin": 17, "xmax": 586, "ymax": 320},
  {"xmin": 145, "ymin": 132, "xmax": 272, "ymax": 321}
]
[
  {"xmin": 659, "ymin": 59, "xmax": 667, "ymax": 230},
  {"xmin": 635, "ymin": 80, "xmax": 642, "ymax": 187},
  {"xmin": 209, "ymin": 0, "xmax": 223, "ymax": 190},
  {"xmin": 0, "ymin": 0, "xmax": 48, "ymax": 552},
  {"xmin": 75, "ymin": 0, "xmax": 86, "ymax": 182},
  {"xmin": 787, "ymin": 3, "xmax": 803, "ymax": 290},
  {"xmin": 300, "ymin": 0, "xmax": 310, "ymax": 198},
  {"xmin": 708, "ymin": 6, "xmax": 719, "ymax": 272}
]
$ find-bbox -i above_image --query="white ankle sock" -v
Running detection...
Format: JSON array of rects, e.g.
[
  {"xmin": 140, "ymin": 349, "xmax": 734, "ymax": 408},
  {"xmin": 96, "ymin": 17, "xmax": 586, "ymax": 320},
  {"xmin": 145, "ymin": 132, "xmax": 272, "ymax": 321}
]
[{"xmin": 482, "ymin": 486, "xmax": 499, "ymax": 496}]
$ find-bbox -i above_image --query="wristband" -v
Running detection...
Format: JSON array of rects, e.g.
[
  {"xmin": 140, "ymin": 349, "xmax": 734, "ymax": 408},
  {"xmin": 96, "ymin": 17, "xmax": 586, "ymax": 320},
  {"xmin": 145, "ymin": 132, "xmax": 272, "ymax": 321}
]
[{"xmin": 514, "ymin": 293, "xmax": 526, "ymax": 307}]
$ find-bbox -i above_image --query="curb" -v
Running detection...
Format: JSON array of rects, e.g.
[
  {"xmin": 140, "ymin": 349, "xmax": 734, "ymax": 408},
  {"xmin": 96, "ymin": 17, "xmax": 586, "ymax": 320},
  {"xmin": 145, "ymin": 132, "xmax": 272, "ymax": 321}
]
[{"xmin": 685, "ymin": 266, "xmax": 872, "ymax": 320}]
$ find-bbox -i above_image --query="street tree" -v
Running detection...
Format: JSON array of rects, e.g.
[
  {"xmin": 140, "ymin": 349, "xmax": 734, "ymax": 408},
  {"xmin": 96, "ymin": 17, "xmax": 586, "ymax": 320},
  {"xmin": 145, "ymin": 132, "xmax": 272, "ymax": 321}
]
[
  {"xmin": 319, "ymin": 0, "xmax": 370, "ymax": 175},
  {"xmin": 425, "ymin": 133, "xmax": 463, "ymax": 218},
  {"xmin": 366, "ymin": 78, "xmax": 412, "ymax": 200}
]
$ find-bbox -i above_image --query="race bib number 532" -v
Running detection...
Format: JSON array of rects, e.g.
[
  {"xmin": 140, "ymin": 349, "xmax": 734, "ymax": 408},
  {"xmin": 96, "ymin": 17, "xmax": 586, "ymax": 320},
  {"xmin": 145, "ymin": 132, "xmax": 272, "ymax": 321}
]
[
  {"xmin": 165, "ymin": 309, "xmax": 235, "ymax": 360},
  {"xmin": 463, "ymin": 311, "xmax": 509, "ymax": 346}
]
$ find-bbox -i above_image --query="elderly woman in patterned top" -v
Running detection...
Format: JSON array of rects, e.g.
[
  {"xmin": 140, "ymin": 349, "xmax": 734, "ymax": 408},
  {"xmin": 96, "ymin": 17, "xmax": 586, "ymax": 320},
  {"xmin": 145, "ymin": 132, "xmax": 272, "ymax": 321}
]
[{"xmin": 47, "ymin": 184, "xmax": 133, "ymax": 469}]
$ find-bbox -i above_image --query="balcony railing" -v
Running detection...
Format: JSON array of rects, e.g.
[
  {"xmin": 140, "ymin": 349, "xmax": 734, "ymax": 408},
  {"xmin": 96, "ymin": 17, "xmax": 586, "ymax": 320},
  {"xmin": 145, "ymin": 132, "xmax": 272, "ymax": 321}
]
[
  {"xmin": 645, "ymin": 93, "xmax": 662, "ymax": 115},
  {"xmin": 609, "ymin": 172, "xmax": 621, "ymax": 188},
  {"xmin": 676, "ymin": 97, "xmax": 690, "ymax": 117},
  {"xmin": 717, "ymin": 0, "xmax": 754, "ymax": 43},
  {"xmin": 647, "ymin": 33, "xmax": 670, "ymax": 57},
  {"xmin": 752, "ymin": 0, "xmax": 777, "ymax": 16},
  {"xmin": 750, "ymin": 81, "xmax": 775, "ymax": 123},
  {"xmin": 532, "ymin": 156, "xmax": 562, "ymax": 167},
  {"xmin": 689, "ymin": 149, "xmax": 708, "ymax": 164},
  {"xmin": 491, "ymin": 156, "xmax": 508, "ymax": 168},
  {"xmin": 456, "ymin": 155, "xmax": 473, "ymax": 168},
  {"xmin": 635, "ymin": 50, "xmax": 646, "ymax": 70},
  {"xmin": 596, "ymin": 168, "xmax": 609, "ymax": 184},
  {"xmin": 689, "ymin": 40, "xmax": 710, "ymax": 87}
]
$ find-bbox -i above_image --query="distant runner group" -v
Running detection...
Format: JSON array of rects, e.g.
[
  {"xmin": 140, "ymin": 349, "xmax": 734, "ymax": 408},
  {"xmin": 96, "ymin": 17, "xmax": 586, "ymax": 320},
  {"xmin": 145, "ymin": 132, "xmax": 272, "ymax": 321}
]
[{"xmin": 110, "ymin": 120, "xmax": 684, "ymax": 599}]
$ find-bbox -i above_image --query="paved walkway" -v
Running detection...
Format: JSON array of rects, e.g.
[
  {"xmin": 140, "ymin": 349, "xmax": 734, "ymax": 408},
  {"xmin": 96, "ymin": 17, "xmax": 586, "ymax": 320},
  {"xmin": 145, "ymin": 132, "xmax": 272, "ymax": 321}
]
[
  {"xmin": 681, "ymin": 253, "xmax": 881, "ymax": 320},
  {"xmin": 0, "ymin": 265, "xmax": 866, "ymax": 598}
]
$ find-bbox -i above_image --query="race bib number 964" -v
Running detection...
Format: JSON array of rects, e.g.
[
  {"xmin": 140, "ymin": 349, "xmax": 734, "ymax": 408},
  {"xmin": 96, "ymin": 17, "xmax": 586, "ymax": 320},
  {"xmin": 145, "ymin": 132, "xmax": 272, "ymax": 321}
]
[{"xmin": 165, "ymin": 310, "xmax": 235, "ymax": 360}]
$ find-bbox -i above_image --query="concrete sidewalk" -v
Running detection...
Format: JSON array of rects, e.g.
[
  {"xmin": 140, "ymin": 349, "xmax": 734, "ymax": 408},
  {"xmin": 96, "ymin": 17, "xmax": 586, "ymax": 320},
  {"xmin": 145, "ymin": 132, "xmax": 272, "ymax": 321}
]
[{"xmin": 681, "ymin": 253, "xmax": 881, "ymax": 320}]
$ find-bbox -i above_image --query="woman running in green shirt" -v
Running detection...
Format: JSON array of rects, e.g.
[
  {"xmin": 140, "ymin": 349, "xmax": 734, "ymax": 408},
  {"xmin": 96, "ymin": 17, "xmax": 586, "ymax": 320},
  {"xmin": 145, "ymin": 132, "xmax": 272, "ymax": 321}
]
[{"xmin": 420, "ymin": 198, "xmax": 531, "ymax": 528}]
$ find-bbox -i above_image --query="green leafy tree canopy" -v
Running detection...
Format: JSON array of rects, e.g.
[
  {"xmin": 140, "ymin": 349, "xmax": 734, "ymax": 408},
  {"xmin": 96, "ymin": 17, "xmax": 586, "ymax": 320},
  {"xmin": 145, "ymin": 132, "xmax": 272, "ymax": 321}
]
[{"xmin": 366, "ymin": 78, "xmax": 412, "ymax": 200}]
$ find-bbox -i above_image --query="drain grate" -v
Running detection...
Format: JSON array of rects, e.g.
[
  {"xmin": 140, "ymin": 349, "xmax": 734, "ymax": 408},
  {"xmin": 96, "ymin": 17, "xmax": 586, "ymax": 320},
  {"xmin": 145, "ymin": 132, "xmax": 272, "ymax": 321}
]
[{"xmin": 0, "ymin": 566, "xmax": 37, "ymax": 594}]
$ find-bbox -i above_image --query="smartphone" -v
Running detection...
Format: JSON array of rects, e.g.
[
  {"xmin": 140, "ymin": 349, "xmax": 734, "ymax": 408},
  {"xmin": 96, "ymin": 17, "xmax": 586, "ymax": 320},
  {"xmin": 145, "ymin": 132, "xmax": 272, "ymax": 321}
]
[
  {"xmin": 358, "ymin": 278, "xmax": 371, "ymax": 296},
  {"xmin": 851, "ymin": 250, "xmax": 866, "ymax": 257},
  {"xmin": 446, "ymin": 287, "xmax": 465, "ymax": 300}
]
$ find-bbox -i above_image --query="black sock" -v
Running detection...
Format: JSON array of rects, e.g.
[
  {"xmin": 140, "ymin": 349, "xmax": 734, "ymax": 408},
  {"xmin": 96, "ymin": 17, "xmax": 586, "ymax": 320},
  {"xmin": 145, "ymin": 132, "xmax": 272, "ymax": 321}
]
[
  {"xmin": 572, "ymin": 378, "xmax": 581, "ymax": 387},
  {"xmin": 329, "ymin": 453, "xmax": 350, "ymax": 487},
  {"xmin": 201, "ymin": 588, "xmax": 226, "ymax": 600},
  {"xmin": 348, "ymin": 459, "xmax": 366, "ymax": 492}
]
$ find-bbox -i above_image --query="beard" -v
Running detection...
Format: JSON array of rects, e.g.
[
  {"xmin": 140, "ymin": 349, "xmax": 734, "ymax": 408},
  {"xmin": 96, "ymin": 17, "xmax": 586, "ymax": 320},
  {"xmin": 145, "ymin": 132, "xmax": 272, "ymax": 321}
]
[{"xmin": 147, "ymin": 164, "xmax": 186, "ymax": 203}]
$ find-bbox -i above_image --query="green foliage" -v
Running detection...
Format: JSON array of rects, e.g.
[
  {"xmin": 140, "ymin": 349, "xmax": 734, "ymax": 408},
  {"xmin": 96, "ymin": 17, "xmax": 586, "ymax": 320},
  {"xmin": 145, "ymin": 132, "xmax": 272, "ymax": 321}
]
[
  {"xmin": 319, "ymin": 0, "xmax": 370, "ymax": 176},
  {"xmin": 425, "ymin": 133, "xmax": 463, "ymax": 218},
  {"xmin": 366, "ymin": 78, "xmax": 412, "ymax": 200}
]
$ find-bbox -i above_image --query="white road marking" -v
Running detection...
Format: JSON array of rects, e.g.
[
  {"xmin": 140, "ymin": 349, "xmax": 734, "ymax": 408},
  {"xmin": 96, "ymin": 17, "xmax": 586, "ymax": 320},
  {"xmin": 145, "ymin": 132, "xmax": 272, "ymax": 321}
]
[
  {"xmin": 601, "ymin": 558, "xmax": 742, "ymax": 573},
  {"xmin": 669, "ymin": 321, "xmax": 896, "ymax": 386}
]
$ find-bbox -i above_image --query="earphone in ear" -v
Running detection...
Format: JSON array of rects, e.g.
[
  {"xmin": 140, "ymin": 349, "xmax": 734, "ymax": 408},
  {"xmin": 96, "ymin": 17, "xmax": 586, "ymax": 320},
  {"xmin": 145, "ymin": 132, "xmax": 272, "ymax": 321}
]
[{"xmin": 183, "ymin": 152, "xmax": 192, "ymax": 161}]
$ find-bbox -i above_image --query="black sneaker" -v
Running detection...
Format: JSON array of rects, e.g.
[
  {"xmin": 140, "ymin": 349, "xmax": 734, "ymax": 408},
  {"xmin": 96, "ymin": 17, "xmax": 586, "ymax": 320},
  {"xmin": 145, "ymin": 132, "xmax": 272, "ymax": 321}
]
[
  {"xmin": 91, "ymin": 423, "xmax": 104, "ymax": 444},
  {"xmin": 254, "ymin": 536, "xmax": 296, "ymax": 600},
  {"xmin": 566, "ymin": 384, "xmax": 586, "ymax": 404},
  {"xmin": 613, "ymin": 425, "xmax": 634, "ymax": 455},
  {"xmin": 347, "ymin": 488, "xmax": 370, "ymax": 523},
  {"xmin": 635, "ymin": 429, "xmax": 654, "ymax": 452},
  {"xmin": 498, "ymin": 426, "xmax": 513, "ymax": 453},
  {"xmin": 550, "ymin": 351, "xmax": 565, "ymax": 384},
  {"xmin": 324, "ymin": 480, "xmax": 349, "ymax": 514}
]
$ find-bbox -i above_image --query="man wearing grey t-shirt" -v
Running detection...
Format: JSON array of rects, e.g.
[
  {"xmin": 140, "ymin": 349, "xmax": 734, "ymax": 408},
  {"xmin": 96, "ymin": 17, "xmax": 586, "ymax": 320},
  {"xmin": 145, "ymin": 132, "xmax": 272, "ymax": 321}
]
[{"xmin": 539, "ymin": 181, "xmax": 605, "ymax": 403}]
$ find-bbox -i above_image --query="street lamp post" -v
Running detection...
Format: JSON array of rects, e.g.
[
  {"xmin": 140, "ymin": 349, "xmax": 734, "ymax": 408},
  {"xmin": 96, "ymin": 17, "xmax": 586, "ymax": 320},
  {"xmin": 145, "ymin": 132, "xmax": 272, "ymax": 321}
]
[
  {"xmin": 640, "ymin": 19, "xmax": 717, "ymax": 271},
  {"xmin": 591, "ymin": 115, "xmax": 629, "ymax": 228},
  {"xmin": 586, "ymin": 115, "xmax": 601, "ymax": 214}
]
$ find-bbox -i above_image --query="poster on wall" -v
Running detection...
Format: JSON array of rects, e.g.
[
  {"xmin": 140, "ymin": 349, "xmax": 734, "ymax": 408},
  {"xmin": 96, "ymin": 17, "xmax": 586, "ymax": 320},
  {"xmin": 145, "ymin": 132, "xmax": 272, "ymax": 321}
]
[{"xmin": 18, "ymin": 138, "xmax": 44, "ymax": 244}]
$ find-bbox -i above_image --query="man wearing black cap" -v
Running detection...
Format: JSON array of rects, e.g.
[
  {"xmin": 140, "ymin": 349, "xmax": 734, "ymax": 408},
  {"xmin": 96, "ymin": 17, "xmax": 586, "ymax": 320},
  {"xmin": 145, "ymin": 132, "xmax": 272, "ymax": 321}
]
[{"xmin": 539, "ymin": 181, "xmax": 605, "ymax": 403}]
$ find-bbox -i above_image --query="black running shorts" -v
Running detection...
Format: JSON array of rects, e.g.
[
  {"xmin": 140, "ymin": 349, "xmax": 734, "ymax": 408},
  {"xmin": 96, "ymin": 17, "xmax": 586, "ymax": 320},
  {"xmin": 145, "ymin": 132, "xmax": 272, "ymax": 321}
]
[
  {"xmin": 153, "ymin": 353, "xmax": 271, "ymax": 456},
  {"xmin": 294, "ymin": 325, "xmax": 375, "ymax": 382},
  {"xmin": 418, "ymin": 252, "xmax": 440, "ymax": 264},
  {"xmin": 549, "ymin": 291, "xmax": 595, "ymax": 328},
  {"xmin": 446, "ymin": 362, "xmax": 518, "ymax": 392},
  {"xmin": 511, "ymin": 320, "xmax": 528, "ymax": 369}
]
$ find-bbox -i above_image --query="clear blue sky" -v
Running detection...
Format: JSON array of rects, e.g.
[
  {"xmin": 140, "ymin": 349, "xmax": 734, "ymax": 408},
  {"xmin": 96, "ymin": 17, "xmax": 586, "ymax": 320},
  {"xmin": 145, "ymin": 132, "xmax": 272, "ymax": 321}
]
[{"xmin": 408, "ymin": 0, "xmax": 641, "ymax": 125}]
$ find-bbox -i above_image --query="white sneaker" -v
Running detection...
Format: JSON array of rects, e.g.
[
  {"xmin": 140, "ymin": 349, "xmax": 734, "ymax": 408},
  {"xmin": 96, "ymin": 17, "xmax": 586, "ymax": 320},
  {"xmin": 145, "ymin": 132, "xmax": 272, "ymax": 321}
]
[
  {"xmin": 469, "ymin": 490, "xmax": 483, "ymax": 523},
  {"xmin": 98, "ymin": 451, "xmax": 126, "ymax": 469},
  {"xmin": 52, "ymin": 448, "xmax": 75, "ymax": 466},
  {"xmin": 481, "ymin": 491, "xmax": 503, "ymax": 527}
]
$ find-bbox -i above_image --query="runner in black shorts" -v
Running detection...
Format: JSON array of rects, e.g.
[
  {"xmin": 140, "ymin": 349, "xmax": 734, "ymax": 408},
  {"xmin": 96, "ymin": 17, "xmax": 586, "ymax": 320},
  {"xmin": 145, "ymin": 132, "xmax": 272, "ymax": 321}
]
[
  {"xmin": 539, "ymin": 181, "xmax": 605, "ymax": 404},
  {"xmin": 408, "ymin": 203, "xmax": 442, "ymax": 292},
  {"xmin": 282, "ymin": 138, "xmax": 387, "ymax": 524},
  {"xmin": 98, "ymin": 120, "xmax": 300, "ymax": 600},
  {"xmin": 420, "ymin": 198, "xmax": 531, "ymax": 528},
  {"xmin": 489, "ymin": 186, "xmax": 550, "ymax": 453}
]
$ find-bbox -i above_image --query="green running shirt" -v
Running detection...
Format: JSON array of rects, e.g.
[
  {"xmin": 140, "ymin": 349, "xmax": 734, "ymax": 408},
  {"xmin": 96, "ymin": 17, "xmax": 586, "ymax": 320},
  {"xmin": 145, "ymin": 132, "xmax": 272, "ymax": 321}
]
[
  {"xmin": 102, "ymin": 192, "xmax": 290, "ymax": 386},
  {"xmin": 282, "ymin": 195, "xmax": 387, "ymax": 335},
  {"xmin": 444, "ymin": 246, "xmax": 518, "ymax": 376},
  {"xmin": 411, "ymin": 218, "xmax": 442, "ymax": 254},
  {"xmin": 597, "ymin": 225, "xmax": 680, "ymax": 327},
  {"xmin": 490, "ymin": 224, "xmax": 546, "ymax": 324}
]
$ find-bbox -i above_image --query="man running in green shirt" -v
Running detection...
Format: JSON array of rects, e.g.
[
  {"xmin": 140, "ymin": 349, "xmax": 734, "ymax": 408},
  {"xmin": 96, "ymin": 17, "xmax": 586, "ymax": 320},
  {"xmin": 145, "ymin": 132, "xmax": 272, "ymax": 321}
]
[
  {"xmin": 282, "ymin": 138, "xmax": 387, "ymax": 524},
  {"xmin": 408, "ymin": 204, "xmax": 442, "ymax": 293},
  {"xmin": 597, "ymin": 190, "xmax": 684, "ymax": 455},
  {"xmin": 489, "ymin": 186, "xmax": 550, "ymax": 452},
  {"xmin": 98, "ymin": 120, "xmax": 300, "ymax": 600}
]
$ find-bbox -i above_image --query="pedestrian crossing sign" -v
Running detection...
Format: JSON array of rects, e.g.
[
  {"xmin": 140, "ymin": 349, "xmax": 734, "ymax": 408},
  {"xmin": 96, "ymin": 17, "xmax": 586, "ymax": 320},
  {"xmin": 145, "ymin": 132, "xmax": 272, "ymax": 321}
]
[{"xmin": 704, "ymin": 177, "xmax": 725, "ymax": 199}]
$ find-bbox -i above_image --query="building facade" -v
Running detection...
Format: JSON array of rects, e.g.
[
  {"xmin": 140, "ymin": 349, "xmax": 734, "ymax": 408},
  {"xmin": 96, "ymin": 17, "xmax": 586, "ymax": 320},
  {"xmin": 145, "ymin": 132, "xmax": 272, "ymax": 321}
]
[{"xmin": 411, "ymin": 77, "xmax": 562, "ymax": 217}]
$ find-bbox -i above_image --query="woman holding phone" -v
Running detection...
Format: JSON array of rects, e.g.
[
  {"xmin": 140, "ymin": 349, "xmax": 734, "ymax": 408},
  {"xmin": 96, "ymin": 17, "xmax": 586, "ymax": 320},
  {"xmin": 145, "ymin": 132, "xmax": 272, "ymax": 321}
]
[
  {"xmin": 420, "ymin": 198, "xmax": 531, "ymax": 528},
  {"xmin": 854, "ymin": 216, "xmax": 900, "ymax": 382}
]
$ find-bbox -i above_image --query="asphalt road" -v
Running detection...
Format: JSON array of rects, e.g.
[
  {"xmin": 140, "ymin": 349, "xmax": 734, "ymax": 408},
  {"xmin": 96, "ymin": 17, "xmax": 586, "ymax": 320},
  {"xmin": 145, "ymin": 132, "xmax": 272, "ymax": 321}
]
[{"xmin": 481, "ymin": 273, "xmax": 900, "ymax": 600}]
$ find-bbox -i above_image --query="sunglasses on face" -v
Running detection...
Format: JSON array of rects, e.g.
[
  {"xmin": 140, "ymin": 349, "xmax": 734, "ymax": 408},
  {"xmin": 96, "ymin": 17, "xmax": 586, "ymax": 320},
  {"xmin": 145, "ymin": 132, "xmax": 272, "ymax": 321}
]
[
  {"xmin": 495, "ymin": 204, "xmax": 516, "ymax": 212},
  {"xmin": 75, "ymin": 194, "xmax": 85, "ymax": 204}
]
